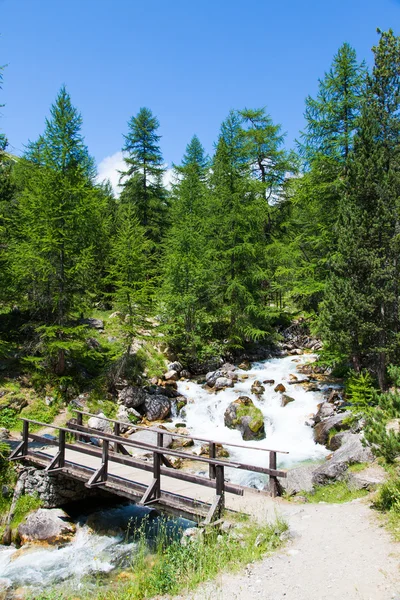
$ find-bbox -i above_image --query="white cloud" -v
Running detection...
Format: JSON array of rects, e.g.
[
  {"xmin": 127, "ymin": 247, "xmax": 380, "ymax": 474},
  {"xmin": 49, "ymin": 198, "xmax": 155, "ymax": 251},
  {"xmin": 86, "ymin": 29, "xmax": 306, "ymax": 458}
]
[{"xmin": 96, "ymin": 150, "xmax": 174, "ymax": 197}]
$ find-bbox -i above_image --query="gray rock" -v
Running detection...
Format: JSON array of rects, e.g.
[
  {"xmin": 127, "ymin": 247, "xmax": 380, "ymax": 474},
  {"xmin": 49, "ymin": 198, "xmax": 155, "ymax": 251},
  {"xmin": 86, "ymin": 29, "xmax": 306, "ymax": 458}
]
[
  {"xmin": 214, "ymin": 377, "xmax": 234, "ymax": 390},
  {"xmin": 116, "ymin": 405, "xmax": 140, "ymax": 433},
  {"xmin": 281, "ymin": 464, "xmax": 316, "ymax": 494},
  {"xmin": 313, "ymin": 411, "xmax": 352, "ymax": 445},
  {"xmin": 118, "ymin": 386, "xmax": 147, "ymax": 409},
  {"xmin": 129, "ymin": 428, "xmax": 173, "ymax": 449},
  {"xmin": 329, "ymin": 433, "xmax": 374, "ymax": 465},
  {"xmin": 143, "ymin": 395, "xmax": 171, "ymax": 421},
  {"xmin": 168, "ymin": 362, "xmax": 183, "ymax": 373},
  {"xmin": 0, "ymin": 428, "xmax": 9, "ymax": 440},
  {"xmin": 224, "ymin": 396, "xmax": 265, "ymax": 441},
  {"xmin": 314, "ymin": 402, "xmax": 335, "ymax": 423},
  {"xmin": 205, "ymin": 370, "xmax": 224, "ymax": 387},
  {"xmin": 18, "ymin": 508, "xmax": 75, "ymax": 545},
  {"xmin": 180, "ymin": 370, "xmax": 191, "ymax": 379},
  {"xmin": 164, "ymin": 370, "xmax": 179, "ymax": 381},
  {"xmin": 251, "ymin": 381, "xmax": 265, "ymax": 396},
  {"xmin": 312, "ymin": 461, "xmax": 348, "ymax": 486},
  {"xmin": 80, "ymin": 317, "xmax": 104, "ymax": 330},
  {"xmin": 281, "ymin": 395, "xmax": 295, "ymax": 408},
  {"xmin": 327, "ymin": 431, "xmax": 349, "ymax": 451},
  {"xmin": 346, "ymin": 465, "xmax": 387, "ymax": 491},
  {"xmin": 87, "ymin": 412, "xmax": 112, "ymax": 434}
]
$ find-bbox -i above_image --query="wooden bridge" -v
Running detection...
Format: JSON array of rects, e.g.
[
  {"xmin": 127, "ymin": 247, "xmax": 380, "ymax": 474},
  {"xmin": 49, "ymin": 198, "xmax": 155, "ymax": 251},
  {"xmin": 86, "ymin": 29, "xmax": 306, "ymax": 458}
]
[{"xmin": 10, "ymin": 410, "xmax": 288, "ymax": 523}]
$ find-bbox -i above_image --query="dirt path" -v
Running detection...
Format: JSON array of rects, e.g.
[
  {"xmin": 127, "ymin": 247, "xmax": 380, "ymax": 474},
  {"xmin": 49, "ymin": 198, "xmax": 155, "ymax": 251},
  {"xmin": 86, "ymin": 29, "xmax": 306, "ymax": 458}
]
[{"xmin": 176, "ymin": 498, "xmax": 400, "ymax": 600}]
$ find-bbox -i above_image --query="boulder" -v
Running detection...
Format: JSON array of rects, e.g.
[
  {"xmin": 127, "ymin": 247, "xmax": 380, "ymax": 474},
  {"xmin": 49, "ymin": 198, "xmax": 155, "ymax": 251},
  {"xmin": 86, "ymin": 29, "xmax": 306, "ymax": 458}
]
[
  {"xmin": 314, "ymin": 402, "xmax": 335, "ymax": 423},
  {"xmin": 281, "ymin": 394, "xmax": 295, "ymax": 408},
  {"xmin": 143, "ymin": 395, "xmax": 171, "ymax": 421},
  {"xmin": 238, "ymin": 361, "xmax": 251, "ymax": 370},
  {"xmin": 328, "ymin": 433, "xmax": 374, "ymax": 465},
  {"xmin": 263, "ymin": 379, "xmax": 275, "ymax": 385},
  {"xmin": 118, "ymin": 386, "xmax": 147, "ymax": 409},
  {"xmin": 222, "ymin": 363, "xmax": 236, "ymax": 372},
  {"xmin": 312, "ymin": 461, "xmax": 348, "ymax": 486},
  {"xmin": 205, "ymin": 370, "xmax": 224, "ymax": 387},
  {"xmin": 168, "ymin": 361, "xmax": 183, "ymax": 373},
  {"xmin": 129, "ymin": 428, "xmax": 173, "ymax": 449},
  {"xmin": 274, "ymin": 383, "xmax": 286, "ymax": 393},
  {"xmin": 251, "ymin": 381, "xmax": 265, "ymax": 396},
  {"xmin": 116, "ymin": 405, "xmax": 140, "ymax": 432},
  {"xmin": 224, "ymin": 396, "xmax": 265, "ymax": 441},
  {"xmin": 180, "ymin": 370, "xmax": 191, "ymax": 379},
  {"xmin": 87, "ymin": 412, "xmax": 112, "ymax": 434},
  {"xmin": 214, "ymin": 377, "xmax": 234, "ymax": 390},
  {"xmin": 80, "ymin": 317, "xmax": 104, "ymax": 330},
  {"xmin": 281, "ymin": 464, "xmax": 316, "ymax": 494},
  {"xmin": 313, "ymin": 411, "xmax": 352, "ymax": 445},
  {"xmin": 0, "ymin": 428, "xmax": 9, "ymax": 440},
  {"xmin": 164, "ymin": 370, "xmax": 179, "ymax": 381},
  {"xmin": 346, "ymin": 465, "xmax": 387, "ymax": 491},
  {"xmin": 18, "ymin": 508, "xmax": 75, "ymax": 545}
]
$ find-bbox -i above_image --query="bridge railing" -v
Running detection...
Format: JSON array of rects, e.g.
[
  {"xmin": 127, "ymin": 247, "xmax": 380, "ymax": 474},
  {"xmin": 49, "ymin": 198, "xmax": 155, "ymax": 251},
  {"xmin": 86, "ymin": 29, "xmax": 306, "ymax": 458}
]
[
  {"xmin": 10, "ymin": 415, "xmax": 288, "ymax": 522},
  {"xmin": 72, "ymin": 409, "xmax": 289, "ymax": 497}
]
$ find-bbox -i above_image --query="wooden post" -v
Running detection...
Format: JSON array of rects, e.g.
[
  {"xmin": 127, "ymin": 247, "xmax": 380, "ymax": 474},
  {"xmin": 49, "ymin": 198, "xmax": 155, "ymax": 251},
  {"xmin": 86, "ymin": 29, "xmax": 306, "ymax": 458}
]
[
  {"xmin": 269, "ymin": 451, "xmax": 279, "ymax": 497},
  {"xmin": 114, "ymin": 422, "xmax": 120, "ymax": 453},
  {"xmin": 59, "ymin": 429, "xmax": 66, "ymax": 469},
  {"xmin": 22, "ymin": 420, "xmax": 29, "ymax": 456},
  {"xmin": 153, "ymin": 433, "xmax": 163, "ymax": 500},
  {"xmin": 209, "ymin": 442, "xmax": 216, "ymax": 479},
  {"xmin": 102, "ymin": 439, "xmax": 109, "ymax": 482},
  {"xmin": 215, "ymin": 464, "xmax": 225, "ymax": 512},
  {"xmin": 76, "ymin": 412, "xmax": 83, "ymax": 442}
]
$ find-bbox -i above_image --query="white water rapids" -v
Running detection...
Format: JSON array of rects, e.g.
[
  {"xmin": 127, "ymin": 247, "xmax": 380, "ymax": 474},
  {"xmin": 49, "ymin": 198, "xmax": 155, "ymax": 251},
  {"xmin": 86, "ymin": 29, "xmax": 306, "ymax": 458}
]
[{"xmin": 0, "ymin": 353, "xmax": 332, "ymax": 595}]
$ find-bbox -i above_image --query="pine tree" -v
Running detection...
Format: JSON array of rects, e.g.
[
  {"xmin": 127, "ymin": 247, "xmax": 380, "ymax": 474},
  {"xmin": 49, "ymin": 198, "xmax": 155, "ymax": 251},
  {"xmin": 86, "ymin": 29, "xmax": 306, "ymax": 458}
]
[
  {"xmin": 160, "ymin": 135, "xmax": 212, "ymax": 359},
  {"xmin": 210, "ymin": 111, "xmax": 271, "ymax": 348},
  {"xmin": 11, "ymin": 87, "xmax": 108, "ymax": 376},
  {"xmin": 120, "ymin": 108, "xmax": 168, "ymax": 247},
  {"xmin": 321, "ymin": 30, "xmax": 400, "ymax": 389}
]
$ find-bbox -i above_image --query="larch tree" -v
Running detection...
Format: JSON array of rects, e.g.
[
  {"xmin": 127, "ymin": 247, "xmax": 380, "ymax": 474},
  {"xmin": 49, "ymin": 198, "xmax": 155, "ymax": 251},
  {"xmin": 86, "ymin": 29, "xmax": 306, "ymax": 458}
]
[
  {"xmin": 321, "ymin": 30, "xmax": 400, "ymax": 389},
  {"xmin": 11, "ymin": 87, "xmax": 108, "ymax": 376},
  {"xmin": 160, "ymin": 135, "xmax": 212, "ymax": 359},
  {"xmin": 120, "ymin": 107, "xmax": 168, "ymax": 248}
]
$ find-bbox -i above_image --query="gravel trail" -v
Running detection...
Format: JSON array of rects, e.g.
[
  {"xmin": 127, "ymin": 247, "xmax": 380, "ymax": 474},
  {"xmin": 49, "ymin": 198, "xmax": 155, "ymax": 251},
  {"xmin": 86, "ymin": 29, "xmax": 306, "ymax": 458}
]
[{"xmin": 176, "ymin": 498, "xmax": 400, "ymax": 600}]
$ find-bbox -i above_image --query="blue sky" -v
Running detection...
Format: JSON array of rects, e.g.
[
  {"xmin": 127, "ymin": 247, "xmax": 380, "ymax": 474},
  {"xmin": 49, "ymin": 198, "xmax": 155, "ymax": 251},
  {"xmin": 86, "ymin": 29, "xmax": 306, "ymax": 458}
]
[{"xmin": 1, "ymin": 0, "xmax": 400, "ymax": 189}]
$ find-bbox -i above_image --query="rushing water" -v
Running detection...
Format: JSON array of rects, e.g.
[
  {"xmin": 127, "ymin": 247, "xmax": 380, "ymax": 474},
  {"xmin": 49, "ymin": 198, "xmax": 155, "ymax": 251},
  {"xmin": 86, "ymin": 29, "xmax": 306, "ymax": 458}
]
[
  {"xmin": 0, "ymin": 353, "xmax": 332, "ymax": 596},
  {"xmin": 174, "ymin": 354, "xmax": 331, "ymax": 487}
]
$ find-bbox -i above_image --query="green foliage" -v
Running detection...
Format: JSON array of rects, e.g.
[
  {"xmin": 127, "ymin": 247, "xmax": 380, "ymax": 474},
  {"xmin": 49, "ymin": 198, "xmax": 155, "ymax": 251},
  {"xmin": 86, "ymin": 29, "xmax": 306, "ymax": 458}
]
[
  {"xmin": 346, "ymin": 370, "xmax": 377, "ymax": 417},
  {"xmin": 304, "ymin": 481, "xmax": 368, "ymax": 503},
  {"xmin": 10, "ymin": 493, "xmax": 42, "ymax": 530}
]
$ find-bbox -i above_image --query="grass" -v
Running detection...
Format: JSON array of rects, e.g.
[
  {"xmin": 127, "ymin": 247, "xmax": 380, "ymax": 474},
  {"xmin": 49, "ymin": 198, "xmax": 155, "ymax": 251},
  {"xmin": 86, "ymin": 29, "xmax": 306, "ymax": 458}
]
[
  {"xmin": 348, "ymin": 462, "xmax": 369, "ymax": 473},
  {"xmin": 29, "ymin": 516, "xmax": 288, "ymax": 600},
  {"xmin": 9, "ymin": 493, "xmax": 42, "ymax": 530},
  {"xmin": 303, "ymin": 480, "xmax": 369, "ymax": 503}
]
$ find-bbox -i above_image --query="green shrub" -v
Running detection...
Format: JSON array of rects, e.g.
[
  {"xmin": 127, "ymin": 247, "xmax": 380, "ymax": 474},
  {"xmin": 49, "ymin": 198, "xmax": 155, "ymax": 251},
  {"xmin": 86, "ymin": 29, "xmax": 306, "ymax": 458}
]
[{"xmin": 10, "ymin": 493, "xmax": 42, "ymax": 530}]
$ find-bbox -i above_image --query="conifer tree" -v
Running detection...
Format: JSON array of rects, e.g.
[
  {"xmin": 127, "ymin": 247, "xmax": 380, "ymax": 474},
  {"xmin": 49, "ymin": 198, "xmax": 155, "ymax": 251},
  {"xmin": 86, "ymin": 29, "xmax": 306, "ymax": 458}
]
[
  {"xmin": 120, "ymin": 108, "xmax": 168, "ymax": 247},
  {"xmin": 11, "ymin": 87, "xmax": 108, "ymax": 376},
  {"xmin": 210, "ymin": 111, "xmax": 271, "ymax": 347},
  {"xmin": 160, "ymin": 135, "xmax": 212, "ymax": 358},
  {"xmin": 321, "ymin": 30, "xmax": 400, "ymax": 389}
]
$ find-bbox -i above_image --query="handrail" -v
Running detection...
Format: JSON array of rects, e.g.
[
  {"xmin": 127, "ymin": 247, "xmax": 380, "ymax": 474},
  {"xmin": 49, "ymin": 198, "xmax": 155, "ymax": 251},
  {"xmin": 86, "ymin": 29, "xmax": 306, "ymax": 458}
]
[{"xmin": 73, "ymin": 409, "xmax": 289, "ymax": 455}]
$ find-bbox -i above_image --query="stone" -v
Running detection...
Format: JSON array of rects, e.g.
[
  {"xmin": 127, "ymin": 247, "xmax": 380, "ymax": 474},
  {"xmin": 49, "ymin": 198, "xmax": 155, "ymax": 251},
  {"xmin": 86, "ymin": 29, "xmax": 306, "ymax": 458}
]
[
  {"xmin": 274, "ymin": 383, "xmax": 286, "ymax": 393},
  {"xmin": 313, "ymin": 411, "xmax": 352, "ymax": 445},
  {"xmin": 328, "ymin": 431, "xmax": 349, "ymax": 451},
  {"xmin": 222, "ymin": 363, "xmax": 236, "ymax": 372},
  {"xmin": 205, "ymin": 370, "xmax": 223, "ymax": 387},
  {"xmin": 143, "ymin": 395, "xmax": 171, "ymax": 421},
  {"xmin": 314, "ymin": 402, "xmax": 335, "ymax": 423},
  {"xmin": 18, "ymin": 508, "xmax": 76, "ymax": 545},
  {"xmin": 199, "ymin": 443, "xmax": 229, "ymax": 458},
  {"xmin": 168, "ymin": 361, "xmax": 183, "ymax": 373},
  {"xmin": 180, "ymin": 370, "xmax": 191, "ymax": 379},
  {"xmin": 238, "ymin": 361, "xmax": 251, "ymax": 370},
  {"xmin": 116, "ymin": 405, "xmax": 140, "ymax": 432},
  {"xmin": 281, "ymin": 464, "xmax": 316, "ymax": 494},
  {"xmin": 312, "ymin": 461, "xmax": 348, "ymax": 486},
  {"xmin": 86, "ymin": 337, "xmax": 101, "ymax": 350},
  {"xmin": 251, "ymin": 381, "xmax": 265, "ymax": 396},
  {"xmin": 164, "ymin": 370, "xmax": 179, "ymax": 381},
  {"xmin": 281, "ymin": 394, "xmax": 295, "ymax": 408},
  {"xmin": 109, "ymin": 311, "xmax": 121, "ymax": 319},
  {"xmin": 172, "ymin": 436, "xmax": 194, "ymax": 449},
  {"xmin": 129, "ymin": 428, "xmax": 173, "ymax": 449},
  {"xmin": 224, "ymin": 396, "xmax": 265, "ymax": 441},
  {"xmin": 0, "ymin": 428, "xmax": 9, "ymax": 440},
  {"xmin": 214, "ymin": 377, "xmax": 234, "ymax": 390},
  {"xmin": 87, "ymin": 412, "xmax": 112, "ymax": 434},
  {"xmin": 263, "ymin": 379, "xmax": 275, "ymax": 385},
  {"xmin": 346, "ymin": 465, "xmax": 387, "ymax": 491},
  {"xmin": 328, "ymin": 433, "xmax": 374, "ymax": 465},
  {"xmin": 386, "ymin": 419, "xmax": 400, "ymax": 434},
  {"xmin": 181, "ymin": 527, "xmax": 203, "ymax": 546},
  {"xmin": 80, "ymin": 317, "xmax": 104, "ymax": 330},
  {"xmin": 118, "ymin": 386, "xmax": 147, "ymax": 409}
]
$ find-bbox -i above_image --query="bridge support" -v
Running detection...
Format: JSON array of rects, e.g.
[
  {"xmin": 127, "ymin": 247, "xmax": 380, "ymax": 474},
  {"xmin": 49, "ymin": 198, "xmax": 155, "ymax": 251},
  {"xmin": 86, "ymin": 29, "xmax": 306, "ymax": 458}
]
[
  {"xmin": 86, "ymin": 440, "xmax": 109, "ymax": 487},
  {"xmin": 45, "ymin": 429, "xmax": 65, "ymax": 473}
]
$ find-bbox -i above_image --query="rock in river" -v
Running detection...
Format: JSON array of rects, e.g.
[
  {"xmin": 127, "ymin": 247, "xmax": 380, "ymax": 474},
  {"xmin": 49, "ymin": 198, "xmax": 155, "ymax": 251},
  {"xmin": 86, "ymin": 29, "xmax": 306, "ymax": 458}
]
[
  {"xmin": 18, "ymin": 508, "xmax": 75, "ymax": 545},
  {"xmin": 224, "ymin": 396, "xmax": 265, "ymax": 441},
  {"xmin": 143, "ymin": 395, "xmax": 171, "ymax": 421}
]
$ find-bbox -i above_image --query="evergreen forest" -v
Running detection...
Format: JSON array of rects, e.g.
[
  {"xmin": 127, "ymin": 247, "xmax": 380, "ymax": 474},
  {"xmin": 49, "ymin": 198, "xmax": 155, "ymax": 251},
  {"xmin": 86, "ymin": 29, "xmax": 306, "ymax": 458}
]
[{"xmin": 1, "ymin": 29, "xmax": 400, "ymax": 400}]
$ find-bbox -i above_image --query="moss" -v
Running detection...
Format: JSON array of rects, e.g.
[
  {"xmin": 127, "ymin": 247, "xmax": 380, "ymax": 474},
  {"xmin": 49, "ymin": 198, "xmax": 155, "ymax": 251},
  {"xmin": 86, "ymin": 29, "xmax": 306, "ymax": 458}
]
[
  {"xmin": 10, "ymin": 493, "xmax": 42, "ymax": 531},
  {"xmin": 234, "ymin": 401, "xmax": 264, "ymax": 434}
]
